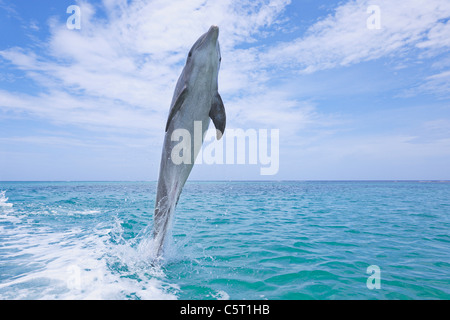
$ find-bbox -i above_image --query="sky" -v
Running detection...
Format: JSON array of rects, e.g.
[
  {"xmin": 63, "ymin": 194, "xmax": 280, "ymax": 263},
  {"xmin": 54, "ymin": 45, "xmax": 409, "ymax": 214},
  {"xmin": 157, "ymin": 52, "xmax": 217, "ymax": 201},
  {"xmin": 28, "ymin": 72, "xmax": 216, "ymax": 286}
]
[{"xmin": 0, "ymin": 0, "xmax": 449, "ymax": 181}]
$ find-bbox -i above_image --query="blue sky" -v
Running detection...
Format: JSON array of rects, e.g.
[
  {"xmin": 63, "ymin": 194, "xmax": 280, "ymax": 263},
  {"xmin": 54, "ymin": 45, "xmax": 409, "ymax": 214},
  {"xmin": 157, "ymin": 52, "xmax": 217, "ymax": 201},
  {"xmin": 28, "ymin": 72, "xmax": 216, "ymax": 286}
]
[{"xmin": 0, "ymin": 0, "xmax": 449, "ymax": 181}]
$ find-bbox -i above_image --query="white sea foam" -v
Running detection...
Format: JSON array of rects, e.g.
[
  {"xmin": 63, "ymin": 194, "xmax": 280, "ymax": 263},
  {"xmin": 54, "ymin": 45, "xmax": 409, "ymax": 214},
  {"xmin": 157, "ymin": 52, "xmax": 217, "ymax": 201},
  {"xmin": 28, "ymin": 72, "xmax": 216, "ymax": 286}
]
[
  {"xmin": 211, "ymin": 290, "xmax": 230, "ymax": 300},
  {"xmin": 71, "ymin": 209, "xmax": 101, "ymax": 215},
  {"xmin": 0, "ymin": 191, "xmax": 14, "ymax": 217},
  {"xmin": 0, "ymin": 214, "xmax": 178, "ymax": 300},
  {"xmin": 0, "ymin": 191, "xmax": 13, "ymax": 208}
]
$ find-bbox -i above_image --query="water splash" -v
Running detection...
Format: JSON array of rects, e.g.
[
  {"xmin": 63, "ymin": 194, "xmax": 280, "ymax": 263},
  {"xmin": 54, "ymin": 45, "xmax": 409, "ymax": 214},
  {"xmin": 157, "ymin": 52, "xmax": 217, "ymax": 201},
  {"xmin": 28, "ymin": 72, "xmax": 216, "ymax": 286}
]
[
  {"xmin": 110, "ymin": 218, "xmax": 183, "ymax": 268},
  {"xmin": 0, "ymin": 213, "xmax": 178, "ymax": 300},
  {"xmin": 0, "ymin": 190, "xmax": 13, "ymax": 208},
  {"xmin": 0, "ymin": 190, "xmax": 14, "ymax": 217}
]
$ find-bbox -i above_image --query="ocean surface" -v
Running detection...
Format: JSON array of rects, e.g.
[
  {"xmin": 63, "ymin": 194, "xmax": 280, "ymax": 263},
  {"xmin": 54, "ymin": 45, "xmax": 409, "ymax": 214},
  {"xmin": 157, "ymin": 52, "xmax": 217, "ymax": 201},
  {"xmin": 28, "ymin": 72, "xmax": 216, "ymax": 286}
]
[{"xmin": 0, "ymin": 181, "xmax": 449, "ymax": 300}]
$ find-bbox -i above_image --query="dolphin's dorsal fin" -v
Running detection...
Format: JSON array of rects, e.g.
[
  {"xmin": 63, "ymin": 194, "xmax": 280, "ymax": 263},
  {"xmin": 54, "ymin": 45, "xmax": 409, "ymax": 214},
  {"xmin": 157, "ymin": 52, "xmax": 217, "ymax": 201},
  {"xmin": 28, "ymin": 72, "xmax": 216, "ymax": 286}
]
[
  {"xmin": 165, "ymin": 85, "xmax": 188, "ymax": 132},
  {"xmin": 209, "ymin": 92, "xmax": 226, "ymax": 139}
]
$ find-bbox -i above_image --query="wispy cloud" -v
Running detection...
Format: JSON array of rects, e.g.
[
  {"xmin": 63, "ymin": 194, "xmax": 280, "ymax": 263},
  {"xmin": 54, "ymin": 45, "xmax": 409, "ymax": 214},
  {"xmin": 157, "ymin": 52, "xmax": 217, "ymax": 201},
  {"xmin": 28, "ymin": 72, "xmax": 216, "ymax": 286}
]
[
  {"xmin": 2, "ymin": 0, "xmax": 449, "ymax": 133},
  {"xmin": 0, "ymin": 0, "xmax": 296, "ymax": 134},
  {"xmin": 419, "ymin": 70, "xmax": 450, "ymax": 98},
  {"xmin": 261, "ymin": 0, "xmax": 450, "ymax": 73}
]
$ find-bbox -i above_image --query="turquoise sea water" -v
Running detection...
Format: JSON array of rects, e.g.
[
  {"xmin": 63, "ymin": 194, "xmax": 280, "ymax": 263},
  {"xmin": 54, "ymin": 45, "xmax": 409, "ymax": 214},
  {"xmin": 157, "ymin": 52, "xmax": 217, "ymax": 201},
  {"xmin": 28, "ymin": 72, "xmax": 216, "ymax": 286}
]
[{"xmin": 0, "ymin": 181, "xmax": 449, "ymax": 300}]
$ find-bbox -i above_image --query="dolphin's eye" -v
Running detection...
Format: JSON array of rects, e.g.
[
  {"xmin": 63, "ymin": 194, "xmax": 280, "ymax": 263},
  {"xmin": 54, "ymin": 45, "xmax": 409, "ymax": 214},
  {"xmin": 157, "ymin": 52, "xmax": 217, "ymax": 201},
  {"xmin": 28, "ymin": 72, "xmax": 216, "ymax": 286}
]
[
  {"xmin": 219, "ymin": 57, "xmax": 222, "ymax": 62},
  {"xmin": 188, "ymin": 51, "xmax": 192, "ymax": 58}
]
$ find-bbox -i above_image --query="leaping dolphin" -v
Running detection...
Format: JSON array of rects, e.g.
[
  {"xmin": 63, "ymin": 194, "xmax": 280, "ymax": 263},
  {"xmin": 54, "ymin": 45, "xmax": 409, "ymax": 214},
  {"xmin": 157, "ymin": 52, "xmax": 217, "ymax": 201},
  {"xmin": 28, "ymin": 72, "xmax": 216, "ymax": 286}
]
[{"xmin": 153, "ymin": 25, "xmax": 226, "ymax": 257}]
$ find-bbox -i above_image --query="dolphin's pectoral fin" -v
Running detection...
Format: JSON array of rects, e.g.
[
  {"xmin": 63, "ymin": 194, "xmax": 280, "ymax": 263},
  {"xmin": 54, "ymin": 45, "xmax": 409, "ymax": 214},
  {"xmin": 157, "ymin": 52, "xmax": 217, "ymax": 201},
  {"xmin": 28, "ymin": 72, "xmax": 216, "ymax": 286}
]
[
  {"xmin": 165, "ymin": 85, "xmax": 188, "ymax": 132},
  {"xmin": 209, "ymin": 92, "xmax": 226, "ymax": 140}
]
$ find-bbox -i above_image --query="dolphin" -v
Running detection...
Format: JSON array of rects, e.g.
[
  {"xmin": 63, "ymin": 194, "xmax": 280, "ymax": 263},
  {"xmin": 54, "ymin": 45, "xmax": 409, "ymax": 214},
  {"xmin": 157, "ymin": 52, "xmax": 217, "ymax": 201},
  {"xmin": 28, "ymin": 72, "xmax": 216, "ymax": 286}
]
[{"xmin": 153, "ymin": 25, "xmax": 226, "ymax": 257}]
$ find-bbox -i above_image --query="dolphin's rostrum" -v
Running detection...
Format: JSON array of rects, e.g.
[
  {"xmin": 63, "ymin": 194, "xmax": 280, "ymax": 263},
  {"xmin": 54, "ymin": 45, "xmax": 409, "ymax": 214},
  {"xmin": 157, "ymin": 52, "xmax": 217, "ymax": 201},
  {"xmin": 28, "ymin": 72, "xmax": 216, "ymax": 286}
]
[{"xmin": 153, "ymin": 26, "xmax": 226, "ymax": 257}]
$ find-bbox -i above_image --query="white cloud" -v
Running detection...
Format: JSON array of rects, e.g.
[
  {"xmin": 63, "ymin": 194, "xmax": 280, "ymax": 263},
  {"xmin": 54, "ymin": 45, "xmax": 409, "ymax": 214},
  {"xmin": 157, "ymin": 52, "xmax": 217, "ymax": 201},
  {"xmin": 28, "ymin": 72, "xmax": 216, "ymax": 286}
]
[
  {"xmin": 262, "ymin": 0, "xmax": 450, "ymax": 73},
  {"xmin": 416, "ymin": 20, "xmax": 450, "ymax": 52},
  {"xmin": 3, "ymin": 0, "xmax": 449, "ymax": 130},
  {"xmin": 0, "ymin": 88, "xmax": 162, "ymax": 134},
  {"xmin": 0, "ymin": 0, "xmax": 293, "ymax": 135},
  {"xmin": 401, "ymin": 69, "xmax": 450, "ymax": 98},
  {"xmin": 420, "ymin": 70, "xmax": 450, "ymax": 97}
]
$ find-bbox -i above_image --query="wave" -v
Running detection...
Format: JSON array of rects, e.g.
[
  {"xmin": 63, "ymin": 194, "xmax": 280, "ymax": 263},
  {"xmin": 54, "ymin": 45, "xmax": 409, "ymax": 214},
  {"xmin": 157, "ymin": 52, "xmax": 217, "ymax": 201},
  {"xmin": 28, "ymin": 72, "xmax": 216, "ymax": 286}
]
[
  {"xmin": 0, "ymin": 191, "xmax": 13, "ymax": 208},
  {"xmin": 0, "ymin": 215, "xmax": 178, "ymax": 300}
]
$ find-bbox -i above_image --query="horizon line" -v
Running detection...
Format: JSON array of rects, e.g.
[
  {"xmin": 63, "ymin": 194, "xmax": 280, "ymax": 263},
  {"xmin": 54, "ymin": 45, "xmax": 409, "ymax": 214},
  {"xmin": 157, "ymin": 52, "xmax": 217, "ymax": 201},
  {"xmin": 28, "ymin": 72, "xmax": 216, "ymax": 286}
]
[{"xmin": 1, "ymin": 180, "xmax": 450, "ymax": 183}]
